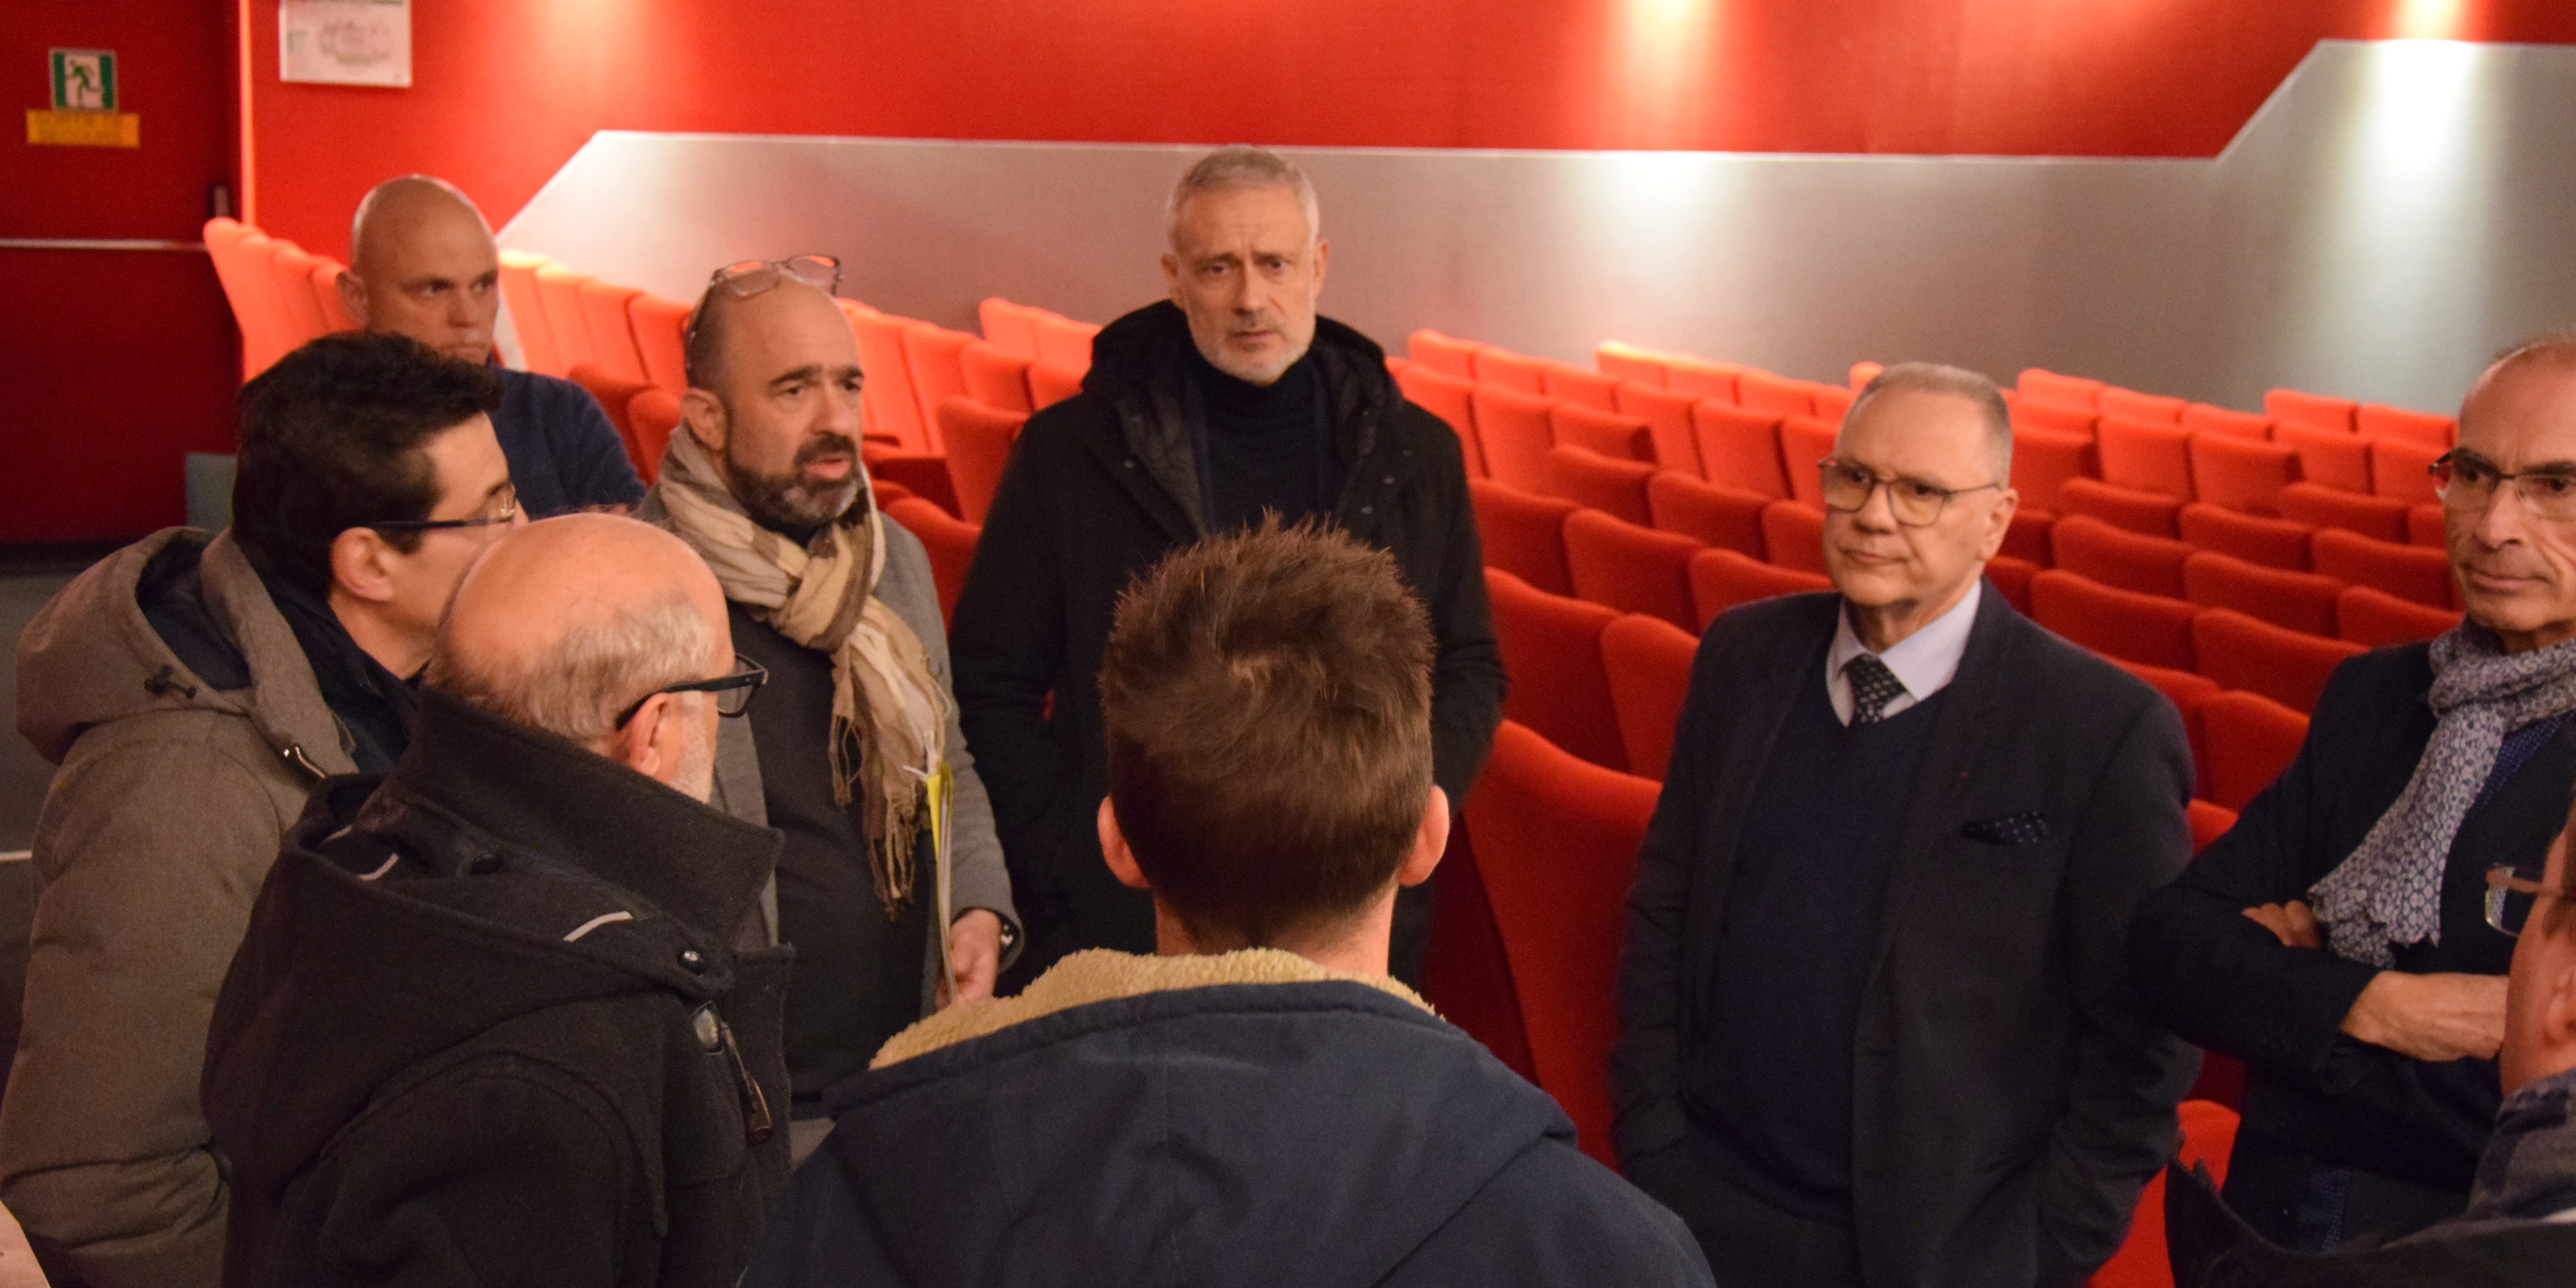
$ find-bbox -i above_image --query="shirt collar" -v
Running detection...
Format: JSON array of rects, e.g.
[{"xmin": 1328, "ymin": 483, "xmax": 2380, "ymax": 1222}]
[{"xmin": 1829, "ymin": 579, "xmax": 1982, "ymax": 701}]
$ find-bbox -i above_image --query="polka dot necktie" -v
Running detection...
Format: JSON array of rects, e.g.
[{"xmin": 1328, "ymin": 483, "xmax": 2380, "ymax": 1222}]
[{"xmin": 1844, "ymin": 653, "xmax": 1907, "ymax": 726}]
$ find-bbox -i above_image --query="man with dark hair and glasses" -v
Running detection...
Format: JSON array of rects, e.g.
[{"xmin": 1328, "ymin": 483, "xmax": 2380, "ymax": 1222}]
[
  {"xmin": 641, "ymin": 255, "xmax": 1017, "ymax": 1162},
  {"xmin": 1617, "ymin": 361, "xmax": 2197, "ymax": 1287},
  {"xmin": 205, "ymin": 514, "xmax": 797, "ymax": 1287},
  {"xmin": 0, "ymin": 331, "xmax": 512, "ymax": 1287},
  {"xmin": 2131, "ymin": 332, "xmax": 2576, "ymax": 1253}
]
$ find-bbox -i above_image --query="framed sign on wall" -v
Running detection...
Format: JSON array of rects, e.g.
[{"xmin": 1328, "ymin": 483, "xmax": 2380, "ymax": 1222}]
[{"xmin": 280, "ymin": 0, "xmax": 411, "ymax": 88}]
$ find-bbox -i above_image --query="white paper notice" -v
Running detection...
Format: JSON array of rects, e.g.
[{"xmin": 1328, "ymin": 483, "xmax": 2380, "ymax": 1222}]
[{"xmin": 280, "ymin": 0, "xmax": 412, "ymax": 88}]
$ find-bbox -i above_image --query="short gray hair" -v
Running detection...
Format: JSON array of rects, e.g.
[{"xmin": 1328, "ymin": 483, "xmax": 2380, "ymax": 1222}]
[
  {"xmin": 1168, "ymin": 145, "xmax": 1321, "ymax": 248},
  {"xmin": 425, "ymin": 592, "xmax": 715, "ymax": 743},
  {"xmin": 1845, "ymin": 361, "xmax": 2014, "ymax": 478}
]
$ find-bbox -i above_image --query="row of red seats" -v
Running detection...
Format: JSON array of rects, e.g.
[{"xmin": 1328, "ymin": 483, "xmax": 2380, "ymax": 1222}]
[{"xmin": 204, "ymin": 219, "xmax": 359, "ymax": 380}]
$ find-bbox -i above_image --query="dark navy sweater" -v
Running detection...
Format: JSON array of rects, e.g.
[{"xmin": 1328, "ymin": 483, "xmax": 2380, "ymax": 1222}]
[{"xmin": 491, "ymin": 368, "xmax": 645, "ymax": 517}]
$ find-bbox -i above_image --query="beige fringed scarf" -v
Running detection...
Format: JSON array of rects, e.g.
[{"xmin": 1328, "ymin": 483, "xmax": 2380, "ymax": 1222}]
[{"xmin": 658, "ymin": 429, "xmax": 947, "ymax": 918}]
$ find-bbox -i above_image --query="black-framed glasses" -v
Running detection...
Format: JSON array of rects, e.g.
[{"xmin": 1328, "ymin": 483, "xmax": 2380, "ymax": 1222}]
[
  {"xmin": 1817, "ymin": 456, "xmax": 2003, "ymax": 527},
  {"xmin": 2432, "ymin": 450, "xmax": 2576, "ymax": 521},
  {"xmin": 709, "ymin": 254, "xmax": 840, "ymax": 300},
  {"xmin": 617, "ymin": 655, "xmax": 769, "ymax": 728},
  {"xmin": 2485, "ymin": 864, "xmax": 2576, "ymax": 937},
  {"xmin": 367, "ymin": 486, "xmax": 520, "ymax": 535}
]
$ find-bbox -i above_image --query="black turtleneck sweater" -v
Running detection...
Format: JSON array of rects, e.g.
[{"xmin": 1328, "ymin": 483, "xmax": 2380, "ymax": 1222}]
[{"xmin": 1183, "ymin": 345, "xmax": 1336, "ymax": 533}]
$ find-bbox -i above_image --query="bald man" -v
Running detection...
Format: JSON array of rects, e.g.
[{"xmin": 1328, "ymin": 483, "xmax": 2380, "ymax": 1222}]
[
  {"xmin": 203, "ymin": 514, "xmax": 792, "ymax": 1288},
  {"xmin": 340, "ymin": 175, "xmax": 644, "ymax": 516},
  {"xmin": 642, "ymin": 259, "xmax": 1015, "ymax": 1157}
]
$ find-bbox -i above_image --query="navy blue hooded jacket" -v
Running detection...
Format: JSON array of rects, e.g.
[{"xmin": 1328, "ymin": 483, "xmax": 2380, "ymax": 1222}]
[{"xmin": 743, "ymin": 966, "xmax": 1711, "ymax": 1287}]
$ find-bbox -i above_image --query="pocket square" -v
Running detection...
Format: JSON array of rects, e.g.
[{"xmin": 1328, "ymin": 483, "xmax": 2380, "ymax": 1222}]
[{"xmin": 1960, "ymin": 811, "xmax": 2050, "ymax": 845}]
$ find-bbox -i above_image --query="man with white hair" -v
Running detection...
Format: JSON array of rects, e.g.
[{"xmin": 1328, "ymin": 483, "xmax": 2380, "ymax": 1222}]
[
  {"xmin": 340, "ymin": 175, "xmax": 643, "ymax": 516},
  {"xmin": 951, "ymin": 145, "xmax": 1503, "ymax": 990},
  {"xmin": 203, "ymin": 514, "xmax": 792, "ymax": 1287}
]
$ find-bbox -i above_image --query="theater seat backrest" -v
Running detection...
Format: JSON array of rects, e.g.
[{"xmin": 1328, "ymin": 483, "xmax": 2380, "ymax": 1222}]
[
  {"xmin": 2266, "ymin": 388, "xmax": 2359, "ymax": 435},
  {"xmin": 1565, "ymin": 509, "xmax": 1703, "ymax": 633},
  {"xmin": 2091, "ymin": 1100, "xmax": 2243, "ymax": 1288},
  {"xmin": 1595, "ymin": 340, "xmax": 1668, "ymax": 388},
  {"xmin": 2061, "ymin": 478, "xmax": 2184, "ymax": 539},
  {"xmin": 1550, "ymin": 403, "xmax": 1654, "ymax": 463},
  {"xmin": 2099, "ymin": 388, "xmax": 2187, "ymax": 425},
  {"xmin": 2310, "ymin": 529, "xmax": 2455, "ymax": 609},
  {"xmin": 1616, "ymin": 384, "xmax": 1702, "ymax": 477},
  {"xmin": 624, "ymin": 388, "xmax": 682, "ymax": 485},
  {"xmin": 959, "ymin": 340, "xmax": 1035, "ymax": 414},
  {"xmin": 2011, "ymin": 401, "xmax": 2097, "ymax": 440},
  {"xmin": 1601, "ymin": 614, "xmax": 1700, "ymax": 782},
  {"xmin": 1474, "ymin": 348, "xmax": 1550, "ymax": 395},
  {"xmin": 1689, "ymin": 548, "xmax": 1832, "ymax": 631},
  {"xmin": 2190, "ymin": 609, "xmax": 2363, "ymax": 714},
  {"xmin": 935, "ymin": 397, "xmax": 1028, "ymax": 525},
  {"xmin": 2018, "ymin": 367, "xmax": 2105, "ymax": 410},
  {"xmin": 1663, "ymin": 357, "xmax": 1743, "ymax": 404},
  {"xmin": 1777, "ymin": 417, "xmax": 1839, "ymax": 508},
  {"xmin": 206, "ymin": 219, "xmax": 295, "ymax": 379},
  {"xmin": 1462, "ymin": 720, "xmax": 1661, "ymax": 1166},
  {"xmin": 844, "ymin": 303, "xmax": 926, "ymax": 449},
  {"xmin": 1409, "ymin": 329, "xmax": 1482, "ymax": 380},
  {"xmin": 576, "ymin": 280, "xmax": 650, "ymax": 385},
  {"xmin": 1397, "ymin": 365, "xmax": 1484, "ymax": 477},
  {"xmin": 2181, "ymin": 551, "xmax": 2341, "ymax": 638},
  {"xmin": 882, "ymin": 496, "xmax": 980, "ymax": 625},
  {"xmin": 1471, "ymin": 386, "xmax": 1559, "ymax": 492},
  {"xmin": 2335, "ymin": 584, "xmax": 2461, "ymax": 647},
  {"xmin": 1647, "ymin": 472, "xmax": 1768, "ymax": 560},
  {"xmin": 627, "ymin": 293, "xmax": 691, "ymax": 392},
  {"xmin": 1033, "ymin": 315, "xmax": 1098, "ymax": 372},
  {"xmin": 534, "ymin": 265, "xmax": 598, "ymax": 374},
  {"xmin": 2278, "ymin": 482, "xmax": 2412, "ymax": 543},
  {"xmin": 1469, "ymin": 478, "xmax": 1577, "ymax": 596},
  {"xmin": 495, "ymin": 249, "xmax": 564, "ymax": 376},
  {"xmin": 2029, "ymin": 570, "xmax": 2197, "ymax": 670},
  {"xmin": 1483, "ymin": 572, "xmax": 1625, "ymax": 771},
  {"xmin": 2275, "ymin": 421, "xmax": 2372, "ymax": 495},
  {"xmin": 1545, "ymin": 447, "xmax": 1656, "ymax": 527},
  {"xmin": 1692, "ymin": 404, "xmax": 1789, "ymax": 498},
  {"xmin": 2097, "ymin": 417, "xmax": 2196, "ymax": 499},
  {"xmin": 977, "ymin": 298, "xmax": 1040, "ymax": 360},
  {"xmin": 2179, "ymin": 404, "xmax": 2273, "ymax": 442},
  {"xmin": 2356, "ymin": 404, "xmax": 2454, "ymax": 451},
  {"xmin": 1540, "ymin": 362, "xmax": 1622, "ymax": 412},
  {"xmin": 308, "ymin": 259, "xmax": 356, "ymax": 333},
  {"xmin": 1760, "ymin": 502, "xmax": 1829, "ymax": 576},
  {"xmin": 2369, "ymin": 436, "xmax": 2443, "ymax": 506},
  {"xmin": 2198, "ymin": 691, "xmax": 2310, "ymax": 811},
  {"xmin": 902, "ymin": 324, "xmax": 977, "ymax": 451},
  {"xmin": 1737, "ymin": 369, "xmax": 1817, "ymax": 419},
  {"xmin": 2176, "ymin": 503, "xmax": 2313, "ymax": 572},
  {"xmin": 2187, "ymin": 433, "xmax": 2301, "ymax": 516},
  {"xmin": 2010, "ymin": 428, "xmax": 2095, "ymax": 516},
  {"xmin": 2051, "ymin": 515, "xmax": 2191, "ymax": 599}
]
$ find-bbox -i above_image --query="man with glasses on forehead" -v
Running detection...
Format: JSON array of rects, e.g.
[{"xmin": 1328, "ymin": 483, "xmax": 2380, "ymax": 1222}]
[
  {"xmin": 0, "ymin": 332, "xmax": 513, "ymax": 1286},
  {"xmin": 2132, "ymin": 333, "xmax": 2576, "ymax": 1252},
  {"xmin": 205, "ymin": 514, "xmax": 795, "ymax": 1286},
  {"xmin": 641, "ymin": 255, "xmax": 1017, "ymax": 1160},
  {"xmin": 1617, "ymin": 362, "xmax": 2197, "ymax": 1287}
]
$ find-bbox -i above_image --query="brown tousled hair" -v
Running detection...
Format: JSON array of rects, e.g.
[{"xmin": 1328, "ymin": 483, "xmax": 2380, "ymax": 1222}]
[{"xmin": 1098, "ymin": 518, "xmax": 1435, "ymax": 950}]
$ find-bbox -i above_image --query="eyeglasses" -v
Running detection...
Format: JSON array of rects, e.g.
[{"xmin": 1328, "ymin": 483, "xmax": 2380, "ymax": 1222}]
[
  {"xmin": 367, "ymin": 486, "xmax": 520, "ymax": 536},
  {"xmin": 707, "ymin": 254, "xmax": 841, "ymax": 300},
  {"xmin": 2433, "ymin": 450, "xmax": 2576, "ymax": 522},
  {"xmin": 1817, "ymin": 457, "xmax": 2003, "ymax": 527},
  {"xmin": 2485, "ymin": 864, "xmax": 2576, "ymax": 937},
  {"xmin": 616, "ymin": 655, "xmax": 768, "ymax": 729}
]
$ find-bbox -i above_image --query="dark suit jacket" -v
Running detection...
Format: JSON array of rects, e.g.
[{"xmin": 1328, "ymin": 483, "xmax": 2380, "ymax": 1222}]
[
  {"xmin": 2128, "ymin": 646, "xmax": 2575, "ymax": 1199},
  {"xmin": 1615, "ymin": 584, "xmax": 2200, "ymax": 1288},
  {"xmin": 2163, "ymin": 1161, "xmax": 2576, "ymax": 1288}
]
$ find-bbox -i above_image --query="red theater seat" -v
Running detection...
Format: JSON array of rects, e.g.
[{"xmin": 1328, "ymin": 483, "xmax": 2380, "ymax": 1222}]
[
  {"xmin": 266, "ymin": 243, "xmax": 333, "ymax": 346},
  {"xmin": 2357, "ymin": 404, "xmax": 2455, "ymax": 450},
  {"xmin": 1468, "ymin": 479, "xmax": 1576, "ymax": 596},
  {"xmin": 2051, "ymin": 516, "xmax": 2190, "ymax": 599},
  {"xmin": 1986, "ymin": 555, "xmax": 2039, "ymax": 614},
  {"xmin": 882, "ymin": 497, "xmax": 978, "ymax": 625},
  {"xmin": 2012, "ymin": 402, "xmax": 2098, "ymax": 440},
  {"xmin": 2061, "ymin": 478, "xmax": 2183, "ymax": 538},
  {"xmin": 2182, "ymin": 552, "xmax": 2341, "ymax": 637},
  {"xmin": 625, "ymin": 389, "xmax": 681, "ymax": 483},
  {"xmin": 2193, "ymin": 610, "xmax": 2363, "ymax": 713},
  {"xmin": 1033, "ymin": 315, "xmax": 1097, "ymax": 372},
  {"xmin": 1542, "ymin": 363, "xmax": 1622, "ymax": 411},
  {"xmin": 1546, "ymin": 447, "xmax": 1656, "ymax": 526},
  {"xmin": 2092, "ymin": 1100, "xmax": 2243, "ymax": 1288},
  {"xmin": 2018, "ymin": 368, "xmax": 2104, "ymax": 410},
  {"xmin": 1565, "ymin": 510, "xmax": 1702, "ymax": 632},
  {"xmin": 1648, "ymin": 473, "xmax": 1768, "ymax": 559},
  {"xmin": 2099, "ymin": 388, "xmax": 2187, "ymax": 424},
  {"xmin": 1663, "ymin": 357, "xmax": 1742, "ymax": 404},
  {"xmin": 626, "ymin": 293, "xmax": 690, "ymax": 392},
  {"xmin": 1472, "ymin": 386, "xmax": 1559, "ymax": 492},
  {"xmin": 845, "ymin": 304, "xmax": 927, "ymax": 450},
  {"xmin": 1551, "ymin": 404, "xmax": 1654, "ymax": 463},
  {"xmin": 2409, "ymin": 504, "xmax": 2445, "ymax": 548},
  {"xmin": 1761, "ymin": 502, "xmax": 1829, "ymax": 576},
  {"xmin": 569, "ymin": 365, "xmax": 652, "ymax": 473},
  {"xmin": 1811, "ymin": 385, "xmax": 1856, "ymax": 422},
  {"xmin": 576, "ymin": 280, "xmax": 649, "ymax": 385},
  {"xmin": 2266, "ymin": 389, "xmax": 2359, "ymax": 434},
  {"xmin": 862, "ymin": 445, "xmax": 960, "ymax": 518},
  {"xmin": 2180, "ymin": 404, "xmax": 2274, "ymax": 442},
  {"xmin": 959, "ymin": 340, "xmax": 1035, "ymax": 414},
  {"xmin": 307, "ymin": 258, "xmax": 355, "ymax": 333},
  {"xmin": 2097, "ymin": 418, "xmax": 2196, "ymax": 499},
  {"xmin": 492, "ymin": 249, "xmax": 562, "ymax": 377},
  {"xmin": 1473, "ymin": 348, "xmax": 1550, "ymax": 395},
  {"xmin": 2177, "ymin": 503, "xmax": 2314, "ymax": 571},
  {"xmin": 1028, "ymin": 361, "xmax": 1085, "ymax": 410},
  {"xmin": 2011, "ymin": 428, "xmax": 2096, "ymax": 516},
  {"xmin": 2199, "ymin": 691, "xmax": 2310, "ymax": 811},
  {"xmin": 209, "ymin": 222, "xmax": 296, "ymax": 378},
  {"xmin": 935, "ymin": 398, "xmax": 1026, "ymax": 525},
  {"xmin": 902, "ymin": 325, "xmax": 976, "ymax": 450},
  {"xmin": 2274, "ymin": 421, "xmax": 2372, "ymax": 494},
  {"xmin": 2002, "ymin": 511, "xmax": 2054, "ymax": 566},
  {"xmin": 2029, "ymin": 570, "xmax": 2197, "ymax": 670},
  {"xmin": 2278, "ymin": 482, "xmax": 2412, "ymax": 542},
  {"xmin": 1778, "ymin": 417, "xmax": 1840, "ymax": 508},
  {"xmin": 2190, "ymin": 802, "xmax": 2240, "ymax": 857},
  {"xmin": 1693, "ymin": 404, "xmax": 1790, "ymax": 498},
  {"xmin": 2189, "ymin": 434, "xmax": 2301, "ymax": 515},
  {"xmin": 1397, "ymin": 365, "xmax": 1485, "ymax": 477},
  {"xmin": 2116, "ymin": 659, "xmax": 2223, "ymax": 727},
  {"xmin": 1617, "ymin": 384, "xmax": 1703, "ymax": 477},
  {"xmin": 2336, "ymin": 585, "xmax": 2462, "ymax": 647},
  {"xmin": 1691, "ymin": 548, "xmax": 1832, "ymax": 630},
  {"xmin": 2312, "ymin": 529, "xmax": 2455, "ymax": 609},
  {"xmin": 977, "ymin": 298, "xmax": 1039, "ymax": 360},
  {"xmin": 1463, "ymin": 721, "xmax": 1661, "ymax": 1166},
  {"xmin": 1737, "ymin": 370, "xmax": 1817, "ymax": 419},
  {"xmin": 1601, "ymin": 614, "xmax": 1700, "ymax": 781},
  {"xmin": 1484, "ymin": 573, "xmax": 1625, "ymax": 770},
  {"xmin": 2369, "ymin": 436, "xmax": 2444, "ymax": 505},
  {"xmin": 1595, "ymin": 341, "xmax": 1667, "ymax": 388},
  {"xmin": 1848, "ymin": 361, "xmax": 1884, "ymax": 390},
  {"xmin": 534, "ymin": 265, "xmax": 598, "ymax": 373}
]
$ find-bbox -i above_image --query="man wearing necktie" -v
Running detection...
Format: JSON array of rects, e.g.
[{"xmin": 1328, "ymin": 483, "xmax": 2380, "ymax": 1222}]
[{"xmin": 1614, "ymin": 362, "xmax": 2199, "ymax": 1288}]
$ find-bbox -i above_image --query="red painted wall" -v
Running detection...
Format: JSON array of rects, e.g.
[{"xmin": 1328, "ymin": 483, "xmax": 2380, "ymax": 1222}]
[{"xmin": 245, "ymin": 0, "xmax": 2576, "ymax": 258}]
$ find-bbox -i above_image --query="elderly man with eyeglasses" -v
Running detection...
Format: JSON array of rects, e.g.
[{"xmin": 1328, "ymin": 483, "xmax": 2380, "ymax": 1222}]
[
  {"xmin": 637, "ymin": 255, "xmax": 1017, "ymax": 1163},
  {"xmin": 0, "ymin": 332, "xmax": 515, "ymax": 1287},
  {"xmin": 2131, "ymin": 333, "xmax": 2576, "ymax": 1253},
  {"xmin": 1616, "ymin": 361, "xmax": 2198, "ymax": 1288}
]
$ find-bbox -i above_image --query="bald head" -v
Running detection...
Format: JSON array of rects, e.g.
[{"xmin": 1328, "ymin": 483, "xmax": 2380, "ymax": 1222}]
[
  {"xmin": 425, "ymin": 515, "xmax": 732, "ymax": 797},
  {"xmin": 340, "ymin": 176, "xmax": 503, "ymax": 364}
]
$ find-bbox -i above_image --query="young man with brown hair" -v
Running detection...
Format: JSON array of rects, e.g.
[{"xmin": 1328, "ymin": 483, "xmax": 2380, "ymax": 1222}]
[{"xmin": 743, "ymin": 522, "xmax": 1709, "ymax": 1288}]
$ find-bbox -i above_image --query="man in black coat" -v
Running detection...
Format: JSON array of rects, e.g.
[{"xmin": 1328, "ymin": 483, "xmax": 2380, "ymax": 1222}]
[
  {"xmin": 2129, "ymin": 337, "xmax": 2576, "ymax": 1249},
  {"xmin": 1615, "ymin": 363, "xmax": 2199, "ymax": 1288},
  {"xmin": 204, "ymin": 515, "xmax": 790, "ymax": 1287},
  {"xmin": 747, "ymin": 522, "xmax": 1709, "ymax": 1288},
  {"xmin": 949, "ymin": 145, "xmax": 1503, "ymax": 989}
]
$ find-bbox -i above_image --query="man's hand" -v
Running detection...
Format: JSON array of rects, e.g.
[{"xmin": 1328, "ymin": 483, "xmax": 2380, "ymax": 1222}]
[
  {"xmin": 938, "ymin": 909, "xmax": 1004, "ymax": 1009},
  {"xmin": 2339, "ymin": 970, "xmax": 2508, "ymax": 1063},
  {"xmin": 2242, "ymin": 899, "xmax": 2324, "ymax": 950}
]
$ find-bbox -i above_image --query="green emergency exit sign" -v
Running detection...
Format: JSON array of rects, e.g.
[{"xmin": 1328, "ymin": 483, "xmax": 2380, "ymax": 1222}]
[{"xmin": 50, "ymin": 49, "xmax": 116, "ymax": 112}]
